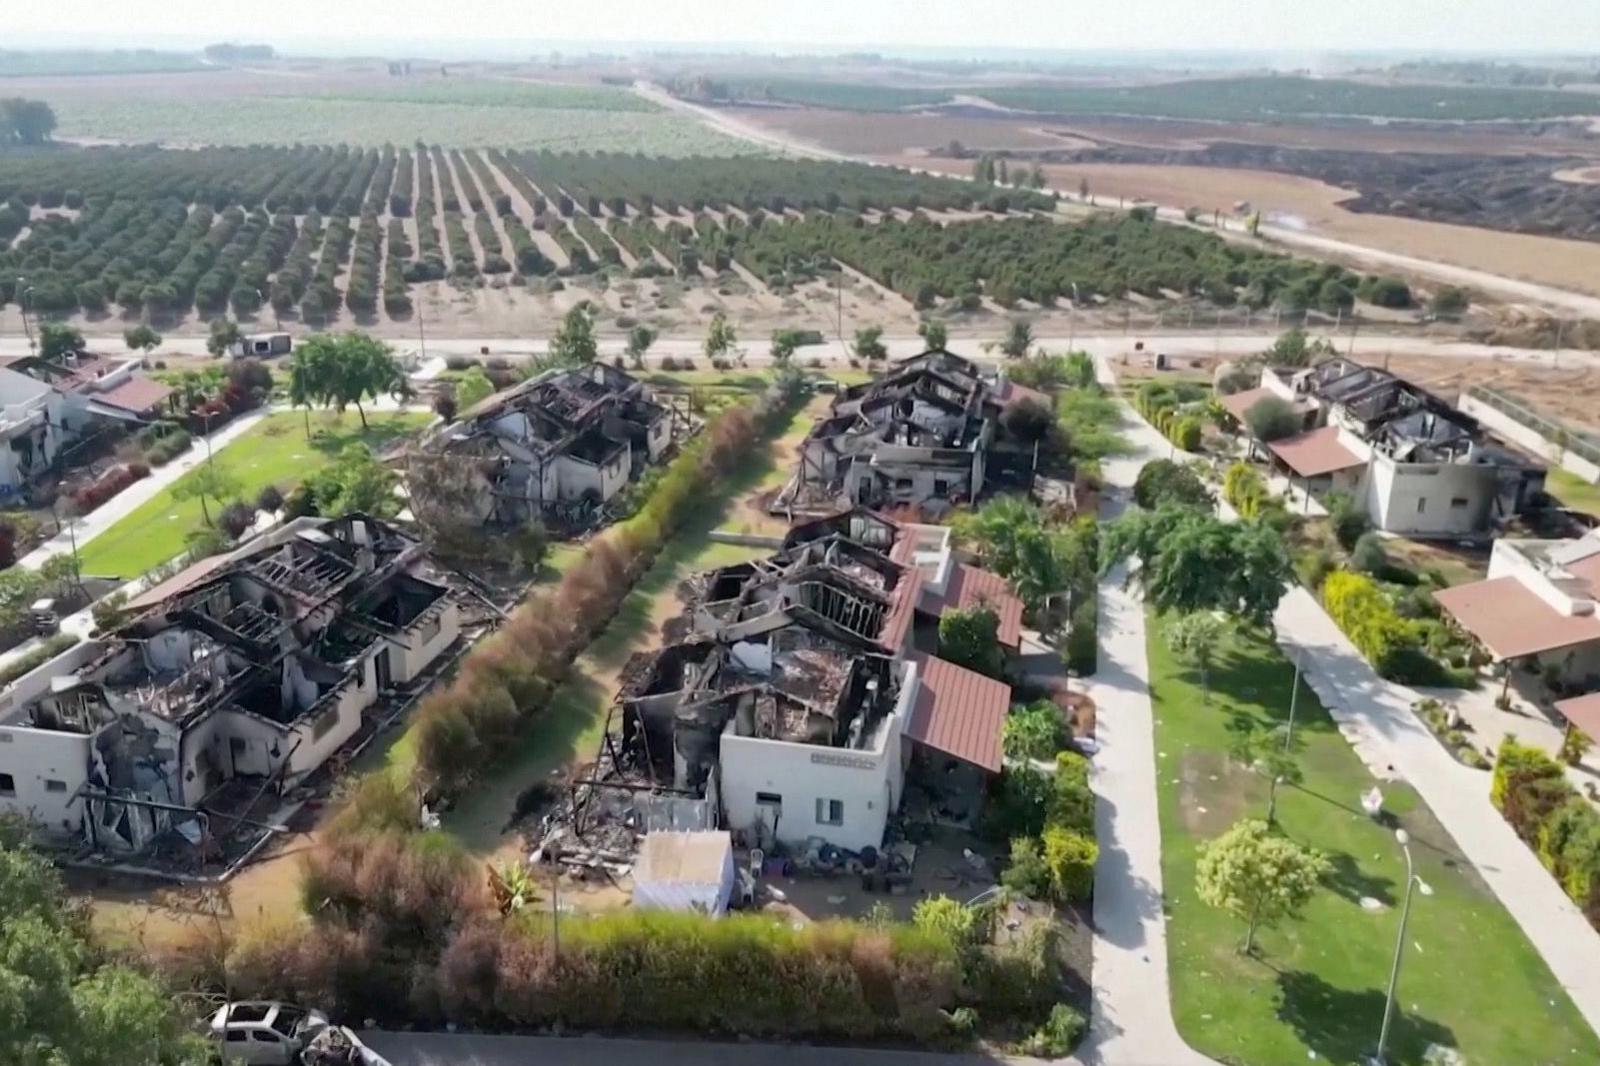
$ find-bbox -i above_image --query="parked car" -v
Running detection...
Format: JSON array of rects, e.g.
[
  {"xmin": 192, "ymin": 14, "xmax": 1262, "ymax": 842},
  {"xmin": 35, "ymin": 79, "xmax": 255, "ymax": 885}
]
[{"xmin": 209, "ymin": 1002, "xmax": 328, "ymax": 1065}]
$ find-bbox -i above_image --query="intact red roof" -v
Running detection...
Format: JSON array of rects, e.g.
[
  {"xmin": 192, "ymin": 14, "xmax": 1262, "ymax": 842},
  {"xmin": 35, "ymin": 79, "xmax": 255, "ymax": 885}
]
[
  {"xmin": 1266, "ymin": 426, "xmax": 1366, "ymax": 479},
  {"xmin": 93, "ymin": 375, "xmax": 174, "ymax": 414},
  {"xmin": 906, "ymin": 653, "xmax": 1011, "ymax": 773},
  {"xmin": 920, "ymin": 564, "xmax": 1024, "ymax": 647},
  {"xmin": 878, "ymin": 566, "xmax": 923, "ymax": 654},
  {"xmin": 1220, "ymin": 386, "xmax": 1311, "ymax": 426},
  {"xmin": 1434, "ymin": 576, "xmax": 1600, "ymax": 660},
  {"xmin": 1556, "ymin": 692, "xmax": 1600, "ymax": 744},
  {"xmin": 1567, "ymin": 553, "xmax": 1600, "ymax": 599}
]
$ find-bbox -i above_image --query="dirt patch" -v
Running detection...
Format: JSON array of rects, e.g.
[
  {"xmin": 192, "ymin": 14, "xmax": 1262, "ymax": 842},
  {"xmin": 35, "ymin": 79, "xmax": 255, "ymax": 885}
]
[
  {"xmin": 1176, "ymin": 749, "xmax": 1255, "ymax": 837},
  {"xmin": 720, "ymin": 105, "xmax": 1076, "ymax": 155}
]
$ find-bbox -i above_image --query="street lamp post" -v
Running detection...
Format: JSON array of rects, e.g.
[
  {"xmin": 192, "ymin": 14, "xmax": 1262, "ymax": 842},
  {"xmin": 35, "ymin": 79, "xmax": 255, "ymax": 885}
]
[
  {"xmin": 17, "ymin": 280, "xmax": 36, "ymax": 352},
  {"xmin": 1373, "ymin": 828, "xmax": 1433, "ymax": 1066},
  {"xmin": 1265, "ymin": 648, "xmax": 1303, "ymax": 824}
]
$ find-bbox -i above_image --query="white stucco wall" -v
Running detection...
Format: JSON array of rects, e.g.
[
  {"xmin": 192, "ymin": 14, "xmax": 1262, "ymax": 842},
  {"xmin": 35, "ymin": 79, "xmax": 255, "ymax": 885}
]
[
  {"xmin": 555, "ymin": 446, "xmax": 631, "ymax": 502},
  {"xmin": 1362, "ymin": 457, "xmax": 1495, "ymax": 537},
  {"xmin": 0, "ymin": 725, "xmax": 91, "ymax": 837},
  {"xmin": 718, "ymin": 663, "xmax": 915, "ymax": 853},
  {"xmin": 646, "ymin": 416, "xmax": 670, "ymax": 462},
  {"xmin": 393, "ymin": 600, "xmax": 460, "ymax": 684}
]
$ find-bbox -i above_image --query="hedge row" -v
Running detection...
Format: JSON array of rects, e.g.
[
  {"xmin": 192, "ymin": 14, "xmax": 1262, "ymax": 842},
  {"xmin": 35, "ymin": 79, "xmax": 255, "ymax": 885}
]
[
  {"xmin": 1491, "ymin": 738, "xmax": 1600, "ymax": 928},
  {"xmin": 409, "ymin": 384, "xmax": 801, "ymax": 799},
  {"xmin": 1321, "ymin": 570, "xmax": 1470, "ymax": 687},
  {"xmin": 1134, "ymin": 381, "xmax": 1203, "ymax": 452}
]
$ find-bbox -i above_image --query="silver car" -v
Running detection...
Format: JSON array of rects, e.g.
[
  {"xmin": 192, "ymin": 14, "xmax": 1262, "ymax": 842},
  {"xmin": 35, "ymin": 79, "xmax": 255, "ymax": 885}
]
[{"xmin": 209, "ymin": 1002, "xmax": 329, "ymax": 1065}]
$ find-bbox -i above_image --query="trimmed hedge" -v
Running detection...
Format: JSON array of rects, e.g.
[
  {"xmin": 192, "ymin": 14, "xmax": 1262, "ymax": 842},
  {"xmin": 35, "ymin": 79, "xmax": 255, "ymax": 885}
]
[
  {"xmin": 410, "ymin": 384, "xmax": 803, "ymax": 798},
  {"xmin": 1492, "ymin": 737, "xmax": 1600, "ymax": 929}
]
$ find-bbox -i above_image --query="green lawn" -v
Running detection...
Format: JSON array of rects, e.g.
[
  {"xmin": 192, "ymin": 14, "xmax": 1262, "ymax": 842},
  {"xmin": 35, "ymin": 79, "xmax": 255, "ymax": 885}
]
[
  {"xmin": 77, "ymin": 410, "xmax": 430, "ymax": 579},
  {"xmin": 1548, "ymin": 468, "xmax": 1600, "ymax": 519},
  {"xmin": 1146, "ymin": 611, "xmax": 1598, "ymax": 1066}
]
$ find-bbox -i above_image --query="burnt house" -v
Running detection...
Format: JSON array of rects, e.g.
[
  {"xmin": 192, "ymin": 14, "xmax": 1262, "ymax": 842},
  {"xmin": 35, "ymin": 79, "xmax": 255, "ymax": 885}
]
[
  {"xmin": 0, "ymin": 515, "xmax": 465, "ymax": 859},
  {"xmin": 427, "ymin": 363, "xmax": 688, "ymax": 530}
]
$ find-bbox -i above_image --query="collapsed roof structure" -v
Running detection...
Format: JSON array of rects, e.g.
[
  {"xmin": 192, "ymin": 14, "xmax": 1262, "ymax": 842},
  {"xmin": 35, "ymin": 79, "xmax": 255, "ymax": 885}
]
[
  {"xmin": 421, "ymin": 363, "xmax": 693, "ymax": 532},
  {"xmin": 540, "ymin": 508, "xmax": 1019, "ymax": 862},
  {"xmin": 1233, "ymin": 359, "xmax": 1545, "ymax": 537},
  {"xmin": 775, "ymin": 350, "xmax": 1043, "ymax": 519},
  {"xmin": 0, "ymin": 515, "xmax": 472, "ymax": 869}
]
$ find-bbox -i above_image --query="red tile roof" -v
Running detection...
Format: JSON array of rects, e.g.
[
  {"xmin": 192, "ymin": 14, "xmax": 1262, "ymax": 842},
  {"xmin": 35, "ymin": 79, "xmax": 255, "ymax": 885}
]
[
  {"xmin": 1434, "ymin": 576, "xmax": 1600, "ymax": 660},
  {"xmin": 1567, "ymin": 553, "xmax": 1600, "ymax": 599},
  {"xmin": 93, "ymin": 374, "xmax": 173, "ymax": 414},
  {"xmin": 1266, "ymin": 426, "xmax": 1366, "ymax": 479},
  {"xmin": 1220, "ymin": 386, "xmax": 1311, "ymax": 426},
  {"xmin": 878, "ymin": 566, "xmax": 922, "ymax": 655},
  {"xmin": 921, "ymin": 564, "xmax": 1024, "ymax": 647},
  {"xmin": 906, "ymin": 653, "xmax": 1011, "ymax": 773},
  {"xmin": 1556, "ymin": 692, "xmax": 1600, "ymax": 744}
]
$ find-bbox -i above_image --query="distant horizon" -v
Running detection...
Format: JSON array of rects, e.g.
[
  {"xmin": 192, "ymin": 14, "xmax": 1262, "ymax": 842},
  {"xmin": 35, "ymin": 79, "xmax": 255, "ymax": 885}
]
[{"xmin": 5, "ymin": 34, "xmax": 1598, "ymax": 70}]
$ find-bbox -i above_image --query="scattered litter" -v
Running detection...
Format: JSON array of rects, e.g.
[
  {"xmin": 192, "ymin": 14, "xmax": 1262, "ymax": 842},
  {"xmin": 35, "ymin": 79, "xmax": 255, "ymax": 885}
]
[
  {"xmin": 1196, "ymin": 806, "xmax": 1208, "ymax": 814},
  {"xmin": 827, "ymin": 894, "xmax": 846, "ymax": 905},
  {"xmin": 1360, "ymin": 896, "xmax": 1385, "ymax": 911}
]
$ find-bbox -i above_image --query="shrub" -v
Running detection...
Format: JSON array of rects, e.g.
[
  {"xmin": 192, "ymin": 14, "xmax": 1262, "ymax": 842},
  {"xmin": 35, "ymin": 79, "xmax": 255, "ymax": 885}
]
[
  {"xmin": 1295, "ymin": 547, "xmax": 1336, "ymax": 590},
  {"xmin": 1021, "ymin": 1003, "xmax": 1088, "ymax": 1058},
  {"xmin": 1049, "ymin": 750, "xmax": 1094, "ymax": 834},
  {"xmin": 1243, "ymin": 396, "xmax": 1301, "ymax": 442},
  {"xmin": 256, "ymin": 485, "xmax": 285, "ymax": 513},
  {"xmin": 1172, "ymin": 415, "xmax": 1203, "ymax": 452},
  {"xmin": 1003, "ymin": 700, "xmax": 1065, "ymax": 762},
  {"xmin": 90, "ymin": 590, "xmax": 129, "ymax": 634},
  {"xmin": 1042, "ymin": 826, "xmax": 1097, "ymax": 903},
  {"xmin": 283, "ymin": 483, "xmax": 318, "ymax": 519},
  {"xmin": 1350, "ymin": 532, "xmax": 1389, "ymax": 575},
  {"xmin": 982, "ymin": 766, "xmax": 1053, "ymax": 842},
  {"xmin": 218, "ymin": 501, "xmax": 256, "ymax": 540},
  {"xmin": 1327, "ymin": 491, "xmax": 1370, "ymax": 550},
  {"xmin": 0, "ymin": 633, "xmax": 80, "ymax": 687},
  {"xmin": 1132, "ymin": 458, "xmax": 1212, "ymax": 511},
  {"xmin": 1000, "ymin": 837, "xmax": 1052, "ymax": 899},
  {"xmin": 1064, "ymin": 600, "xmax": 1096, "ymax": 676}
]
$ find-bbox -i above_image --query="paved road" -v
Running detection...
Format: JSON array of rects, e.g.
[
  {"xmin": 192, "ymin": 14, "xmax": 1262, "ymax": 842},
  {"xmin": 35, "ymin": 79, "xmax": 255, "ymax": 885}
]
[{"xmin": 0, "ymin": 330, "xmax": 1590, "ymax": 370}]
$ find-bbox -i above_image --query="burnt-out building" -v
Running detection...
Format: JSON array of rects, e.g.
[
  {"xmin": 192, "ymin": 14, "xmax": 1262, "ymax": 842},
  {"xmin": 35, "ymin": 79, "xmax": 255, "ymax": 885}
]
[
  {"xmin": 0, "ymin": 515, "xmax": 466, "ymax": 860},
  {"xmin": 570, "ymin": 508, "xmax": 1020, "ymax": 856},
  {"xmin": 778, "ymin": 350, "xmax": 1042, "ymax": 519},
  {"xmin": 426, "ymin": 363, "xmax": 690, "ymax": 530}
]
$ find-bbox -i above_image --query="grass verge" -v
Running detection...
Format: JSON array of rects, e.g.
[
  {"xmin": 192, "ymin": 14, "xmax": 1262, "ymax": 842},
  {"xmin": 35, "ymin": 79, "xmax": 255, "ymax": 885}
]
[
  {"xmin": 1146, "ymin": 610, "xmax": 1598, "ymax": 1065},
  {"xmin": 77, "ymin": 410, "xmax": 429, "ymax": 579}
]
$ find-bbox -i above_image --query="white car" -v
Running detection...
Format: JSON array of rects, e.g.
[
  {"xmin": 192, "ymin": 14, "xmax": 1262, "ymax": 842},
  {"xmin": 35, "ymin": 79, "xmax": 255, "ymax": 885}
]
[{"xmin": 209, "ymin": 1002, "xmax": 329, "ymax": 1065}]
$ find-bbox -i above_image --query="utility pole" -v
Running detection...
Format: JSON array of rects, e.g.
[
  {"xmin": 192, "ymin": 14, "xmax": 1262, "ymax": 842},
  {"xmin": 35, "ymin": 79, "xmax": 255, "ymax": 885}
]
[
  {"xmin": 17, "ymin": 280, "xmax": 35, "ymax": 353},
  {"xmin": 417, "ymin": 297, "xmax": 428, "ymax": 362},
  {"xmin": 1266, "ymin": 648, "xmax": 1303, "ymax": 825}
]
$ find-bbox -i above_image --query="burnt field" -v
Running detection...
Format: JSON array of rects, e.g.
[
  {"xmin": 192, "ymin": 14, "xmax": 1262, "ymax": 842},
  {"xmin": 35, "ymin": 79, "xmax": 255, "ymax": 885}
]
[{"xmin": 979, "ymin": 139, "xmax": 1600, "ymax": 243}]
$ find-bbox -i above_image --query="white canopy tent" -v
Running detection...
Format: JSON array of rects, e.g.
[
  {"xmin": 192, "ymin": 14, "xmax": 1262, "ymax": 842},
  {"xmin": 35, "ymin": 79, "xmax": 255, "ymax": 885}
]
[{"xmin": 631, "ymin": 830, "xmax": 737, "ymax": 915}]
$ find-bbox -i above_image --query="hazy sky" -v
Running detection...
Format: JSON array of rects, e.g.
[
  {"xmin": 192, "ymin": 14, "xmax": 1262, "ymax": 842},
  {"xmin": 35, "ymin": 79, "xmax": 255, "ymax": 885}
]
[{"xmin": 12, "ymin": 0, "xmax": 1600, "ymax": 56}]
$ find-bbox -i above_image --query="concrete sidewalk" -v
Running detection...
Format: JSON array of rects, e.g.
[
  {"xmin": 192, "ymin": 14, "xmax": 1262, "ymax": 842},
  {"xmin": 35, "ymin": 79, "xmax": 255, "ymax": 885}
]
[
  {"xmin": 1272, "ymin": 585, "xmax": 1600, "ymax": 1037},
  {"xmin": 17, "ymin": 409, "xmax": 269, "ymax": 571}
]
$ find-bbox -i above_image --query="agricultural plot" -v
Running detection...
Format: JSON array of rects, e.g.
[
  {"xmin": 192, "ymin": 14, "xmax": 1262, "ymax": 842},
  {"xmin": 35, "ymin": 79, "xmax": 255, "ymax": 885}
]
[
  {"xmin": 0, "ymin": 48, "xmax": 210, "ymax": 77},
  {"xmin": 310, "ymin": 79, "xmax": 659, "ymax": 112},
  {"xmin": 46, "ymin": 95, "xmax": 754, "ymax": 153},
  {"xmin": 979, "ymin": 75, "xmax": 1600, "ymax": 123},
  {"xmin": 672, "ymin": 76, "xmax": 957, "ymax": 111}
]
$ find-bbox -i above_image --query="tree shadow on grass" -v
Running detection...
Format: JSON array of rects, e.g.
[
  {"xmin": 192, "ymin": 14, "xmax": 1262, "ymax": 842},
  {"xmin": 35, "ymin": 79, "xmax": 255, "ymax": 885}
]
[
  {"xmin": 1318, "ymin": 849, "xmax": 1397, "ymax": 907},
  {"xmin": 1276, "ymin": 969, "xmax": 1457, "ymax": 1066}
]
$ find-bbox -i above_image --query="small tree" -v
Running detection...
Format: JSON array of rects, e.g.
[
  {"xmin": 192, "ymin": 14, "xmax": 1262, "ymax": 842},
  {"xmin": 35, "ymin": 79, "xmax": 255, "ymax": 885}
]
[
  {"xmin": 1196, "ymin": 819, "xmax": 1327, "ymax": 955},
  {"xmin": 1132, "ymin": 459, "xmax": 1213, "ymax": 511},
  {"xmin": 205, "ymin": 317, "xmax": 242, "ymax": 358},
  {"xmin": 1243, "ymin": 396, "xmax": 1301, "ymax": 443},
  {"xmin": 1001, "ymin": 397, "xmax": 1054, "ymax": 443},
  {"xmin": 1167, "ymin": 611, "xmax": 1228, "ymax": 704},
  {"xmin": 550, "ymin": 304, "xmax": 598, "ymax": 365},
  {"xmin": 852, "ymin": 324, "xmax": 887, "ymax": 363},
  {"xmin": 704, "ymin": 311, "xmax": 738, "ymax": 363},
  {"xmin": 1000, "ymin": 318, "xmax": 1034, "ymax": 359},
  {"xmin": 1264, "ymin": 327, "xmax": 1335, "ymax": 369},
  {"xmin": 625, "ymin": 324, "xmax": 657, "ymax": 369},
  {"xmin": 918, "ymin": 318, "xmax": 948, "ymax": 352},
  {"xmin": 769, "ymin": 329, "xmax": 799, "ymax": 365},
  {"xmin": 123, "ymin": 324, "xmax": 162, "ymax": 355},
  {"xmin": 172, "ymin": 463, "xmax": 241, "ymax": 527},
  {"xmin": 938, "ymin": 605, "xmax": 1005, "ymax": 679},
  {"xmin": 1430, "ymin": 285, "xmax": 1471, "ymax": 317},
  {"xmin": 1232, "ymin": 724, "xmax": 1303, "ymax": 824},
  {"xmin": 38, "ymin": 322, "xmax": 85, "ymax": 363}
]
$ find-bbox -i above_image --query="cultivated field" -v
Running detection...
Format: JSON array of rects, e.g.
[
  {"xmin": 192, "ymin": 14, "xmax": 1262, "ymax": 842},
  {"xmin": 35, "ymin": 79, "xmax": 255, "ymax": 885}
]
[{"xmin": 919, "ymin": 157, "xmax": 1600, "ymax": 300}]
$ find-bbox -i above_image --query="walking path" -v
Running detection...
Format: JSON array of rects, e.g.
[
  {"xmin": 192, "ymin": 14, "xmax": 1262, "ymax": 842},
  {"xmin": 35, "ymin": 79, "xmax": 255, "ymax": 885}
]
[
  {"xmin": 1077, "ymin": 352, "xmax": 1219, "ymax": 1066},
  {"xmin": 17, "ymin": 409, "xmax": 269, "ymax": 570},
  {"xmin": 1099, "ymin": 351, "xmax": 1600, "ymax": 1040}
]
